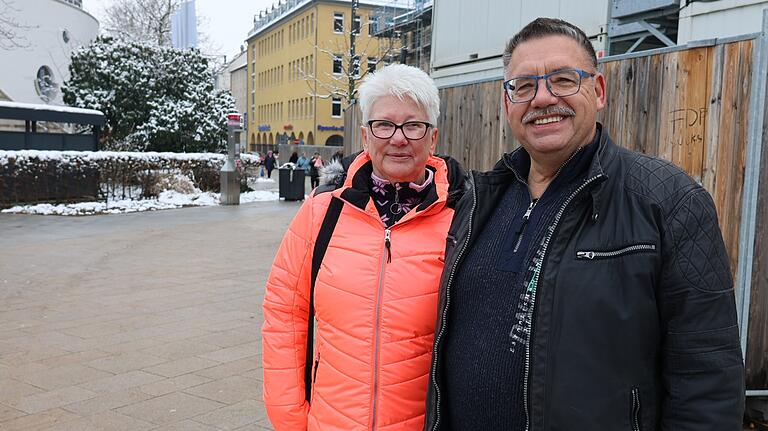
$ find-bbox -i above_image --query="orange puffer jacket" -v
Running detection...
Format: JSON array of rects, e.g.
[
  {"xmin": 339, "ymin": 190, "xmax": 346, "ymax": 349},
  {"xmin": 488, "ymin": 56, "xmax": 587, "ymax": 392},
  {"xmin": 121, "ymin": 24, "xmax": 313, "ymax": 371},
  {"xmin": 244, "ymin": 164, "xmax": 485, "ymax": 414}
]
[{"xmin": 262, "ymin": 152, "xmax": 459, "ymax": 430}]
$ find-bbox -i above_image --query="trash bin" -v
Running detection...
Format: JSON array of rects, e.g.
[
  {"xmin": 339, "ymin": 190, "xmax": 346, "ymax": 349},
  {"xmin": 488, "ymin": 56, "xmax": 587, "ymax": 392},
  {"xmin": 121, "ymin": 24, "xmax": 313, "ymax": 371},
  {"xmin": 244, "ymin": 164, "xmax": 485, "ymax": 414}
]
[{"xmin": 279, "ymin": 167, "xmax": 305, "ymax": 201}]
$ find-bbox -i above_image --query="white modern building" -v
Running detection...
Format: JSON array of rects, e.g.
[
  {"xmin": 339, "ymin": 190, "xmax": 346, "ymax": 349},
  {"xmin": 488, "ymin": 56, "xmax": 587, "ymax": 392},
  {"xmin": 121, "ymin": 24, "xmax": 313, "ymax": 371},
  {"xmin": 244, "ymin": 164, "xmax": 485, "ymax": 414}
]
[{"xmin": 0, "ymin": 0, "xmax": 99, "ymax": 105}]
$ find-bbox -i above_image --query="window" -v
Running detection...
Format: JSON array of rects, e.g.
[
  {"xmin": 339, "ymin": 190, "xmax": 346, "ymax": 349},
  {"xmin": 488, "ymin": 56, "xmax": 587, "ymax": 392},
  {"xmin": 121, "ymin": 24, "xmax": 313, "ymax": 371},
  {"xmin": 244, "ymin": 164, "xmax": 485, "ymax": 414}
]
[
  {"xmin": 352, "ymin": 14, "xmax": 361, "ymax": 34},
  {"xmin": 369, "ymin": 16, "xmax": 378, "ymax": 35},
  {"xmin": 331, "ymin": 97, "xmax": 342, "ymax": 117},
  {"xmin": 333, "ymin": 55, "xmax": 343, "ymax": 74},
  {"xmin": 352, "ymin": 55, "xmax": 360, "ymax": 77},
  {"xmin": 34, "ymin": 65, "xmax": 58, "ymax": 102},
  {"xmin": 367, "ymin": 57, "xmax": 377, "ymax": 74},
  {"xmin": 333, "ymin": 12, "xmax": 343, "ymax": 33}
]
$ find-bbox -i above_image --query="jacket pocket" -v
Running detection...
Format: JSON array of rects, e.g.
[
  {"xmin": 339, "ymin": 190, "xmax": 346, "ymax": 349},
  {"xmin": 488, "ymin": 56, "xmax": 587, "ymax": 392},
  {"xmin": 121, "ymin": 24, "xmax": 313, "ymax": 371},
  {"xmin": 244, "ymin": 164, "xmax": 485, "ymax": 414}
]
[
  {"xmin": 630, "ymin": 387, "xmax": 642, "ymax": 431},
  {"xmin": 441, "ymin": 234, "xmax": 458, "ymax": 262},
  {"xmin": 576, "ymin": 243, "xmax": 656, "ymax": 260},
  {"xmin": 312, "ymin": 349, "xmax": 321, "ymax": 383},
  {"xmin": 310, "ymin": 351, "xmax": 320, "ymax": 403}
]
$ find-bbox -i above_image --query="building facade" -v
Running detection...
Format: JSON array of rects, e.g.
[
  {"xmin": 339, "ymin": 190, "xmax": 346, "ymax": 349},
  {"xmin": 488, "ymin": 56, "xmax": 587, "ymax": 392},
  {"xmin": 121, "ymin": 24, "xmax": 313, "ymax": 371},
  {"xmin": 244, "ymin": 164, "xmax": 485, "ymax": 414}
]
[
  {"xmin": 0, "ymin": 0, "xmax": 99, "ymax": 105},
  {"xmin": 245, "ymin": 0, "xmax": 405, "ymax": 149}
]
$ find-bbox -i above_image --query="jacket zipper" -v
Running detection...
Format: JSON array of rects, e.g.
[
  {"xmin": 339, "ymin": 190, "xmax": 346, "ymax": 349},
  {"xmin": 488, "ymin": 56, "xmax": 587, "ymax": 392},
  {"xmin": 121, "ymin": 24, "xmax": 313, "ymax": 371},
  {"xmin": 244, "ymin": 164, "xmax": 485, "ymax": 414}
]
[
  {"xmin": 576, "ymin": 244, "xmax": 656, "ymax": 260},
  {"xmin": 513, "ymin": 200, "xmax": 538, "ymax": 253},
  {"xmin": 333, "ymin": 187, "xmax": 442, "ymax": 429},
  {"xmin": 522, "ymin": 173, "xmax": 604, "ymax": 431},
  {"xmin": 430, "ymin": 172, "xmax": 478, "ymax": 431},
  {"xmin": 371, "ymin": 228, "xmax": 391, "ymax": 430},
  {"xmin": 509, "ymin": 147, "xmax": 582, "ymax": 255},
  {"xmin": 631, "ymin": 387, "xmax": 641, "ymax": 431}
]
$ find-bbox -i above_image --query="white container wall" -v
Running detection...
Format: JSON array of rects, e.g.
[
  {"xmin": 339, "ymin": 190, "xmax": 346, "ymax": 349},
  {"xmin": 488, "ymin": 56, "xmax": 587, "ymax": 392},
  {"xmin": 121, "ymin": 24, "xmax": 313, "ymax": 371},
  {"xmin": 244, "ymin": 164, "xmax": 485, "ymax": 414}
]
[
  {"xmin": 678, "ymin": 0, "xmax": 768, "ymax": 44},
  {"xmin": 430, "ymin": 0, "xmax": 610, "ymax": 88}
]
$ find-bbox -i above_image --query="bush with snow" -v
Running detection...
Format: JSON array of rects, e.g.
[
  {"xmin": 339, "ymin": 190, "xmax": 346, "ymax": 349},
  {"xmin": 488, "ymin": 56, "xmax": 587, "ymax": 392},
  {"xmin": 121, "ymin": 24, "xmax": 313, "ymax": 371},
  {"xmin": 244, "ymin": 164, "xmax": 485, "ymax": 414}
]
[{"xmin": 63, "ymin": 37, "xmax": 235, "ymax": 153}]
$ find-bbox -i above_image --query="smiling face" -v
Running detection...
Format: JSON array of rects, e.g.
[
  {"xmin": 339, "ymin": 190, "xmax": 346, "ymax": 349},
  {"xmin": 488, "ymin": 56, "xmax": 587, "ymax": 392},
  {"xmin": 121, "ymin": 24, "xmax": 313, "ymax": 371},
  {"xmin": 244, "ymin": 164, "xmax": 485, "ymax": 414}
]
[
  {"xmin": 361, "ymin": 95, "xmax": 438, "ymax": 183},
  {"xmin": 504, "ymin": 35, "xmax": 606, "ymax": 162}
]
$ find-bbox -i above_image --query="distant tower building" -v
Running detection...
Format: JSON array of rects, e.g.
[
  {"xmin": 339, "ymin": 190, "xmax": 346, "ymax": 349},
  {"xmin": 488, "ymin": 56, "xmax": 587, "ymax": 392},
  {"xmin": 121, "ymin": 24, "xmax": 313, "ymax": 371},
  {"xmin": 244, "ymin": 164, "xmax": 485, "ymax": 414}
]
[{"xmin": 171, "ymin": 0, "xmax": 198, "ymax": 50}]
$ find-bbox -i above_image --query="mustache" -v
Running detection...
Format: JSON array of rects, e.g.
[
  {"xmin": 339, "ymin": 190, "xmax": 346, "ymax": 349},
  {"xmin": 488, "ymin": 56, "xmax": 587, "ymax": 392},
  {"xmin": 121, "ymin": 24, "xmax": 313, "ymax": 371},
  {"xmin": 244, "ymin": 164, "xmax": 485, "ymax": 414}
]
[{"xmin": 523, "ymin": 106, "xmax": 576, "ymax": 123}]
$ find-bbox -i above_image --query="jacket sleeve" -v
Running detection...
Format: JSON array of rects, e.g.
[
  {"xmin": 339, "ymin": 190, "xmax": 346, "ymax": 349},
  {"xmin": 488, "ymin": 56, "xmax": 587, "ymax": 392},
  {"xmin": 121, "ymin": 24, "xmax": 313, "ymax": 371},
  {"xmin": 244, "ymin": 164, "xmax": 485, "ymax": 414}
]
[
  {"xmin": 262, "ymin": 196, "xmax": 317, "ymax": 430},
  {"xmin": 659, "ymin": 188, "xmax": 745, "ymax": 430}
]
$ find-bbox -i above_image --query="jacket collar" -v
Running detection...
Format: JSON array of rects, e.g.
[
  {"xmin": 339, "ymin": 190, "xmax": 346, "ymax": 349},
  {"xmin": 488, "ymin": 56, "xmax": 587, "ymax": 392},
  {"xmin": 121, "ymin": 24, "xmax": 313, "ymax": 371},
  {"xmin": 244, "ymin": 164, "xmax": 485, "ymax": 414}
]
[
  {"xmin": 334, "ymin": 152, "xmax": 455, "ymax": 220},
  {"xmin": 472, "ymin": 123, "xmax": 617, "ymax": 221},
  {"xmin": 483, "ymin": 122, "xmax": 616, "ymax": 184}
]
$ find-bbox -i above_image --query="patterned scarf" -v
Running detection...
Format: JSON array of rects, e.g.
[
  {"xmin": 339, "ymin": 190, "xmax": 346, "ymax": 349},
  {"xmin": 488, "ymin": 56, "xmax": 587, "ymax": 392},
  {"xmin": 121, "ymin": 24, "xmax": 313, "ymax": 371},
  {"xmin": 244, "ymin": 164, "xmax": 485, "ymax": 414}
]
[{"xmin": 369, "ymin": 169, "xmax": 435, "ymax": 227}]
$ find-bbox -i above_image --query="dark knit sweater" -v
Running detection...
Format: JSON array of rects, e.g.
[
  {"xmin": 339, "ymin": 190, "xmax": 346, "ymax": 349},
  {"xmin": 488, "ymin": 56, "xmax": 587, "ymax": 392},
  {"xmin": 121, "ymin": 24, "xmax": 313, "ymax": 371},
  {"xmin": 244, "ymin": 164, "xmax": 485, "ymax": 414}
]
[{"xmin": 442, "ymin": 136, "xmax": 598, "ymax": 431}]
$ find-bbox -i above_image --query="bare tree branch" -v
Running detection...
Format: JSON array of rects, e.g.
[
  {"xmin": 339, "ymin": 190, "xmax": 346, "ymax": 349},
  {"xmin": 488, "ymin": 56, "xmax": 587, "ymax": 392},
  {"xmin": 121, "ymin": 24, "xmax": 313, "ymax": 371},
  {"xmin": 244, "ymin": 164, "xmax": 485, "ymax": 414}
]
[
  {"xmin": 102, "ymin": 0, "xmax": 180, "ymax": 46},
  {"xmin": 296, "ymin": 3, "xmax": 404, "ymax": 108},
  {"xmin": 0, "ymin": 0, "xmax": 32, "ymax": 50}
]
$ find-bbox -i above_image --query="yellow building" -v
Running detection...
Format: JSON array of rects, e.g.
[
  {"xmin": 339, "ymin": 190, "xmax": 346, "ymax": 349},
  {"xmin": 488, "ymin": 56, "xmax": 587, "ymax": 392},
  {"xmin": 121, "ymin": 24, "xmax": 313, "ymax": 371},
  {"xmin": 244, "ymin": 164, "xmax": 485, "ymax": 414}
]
[{"xmin": 245, "ymin": 0, "xmax": 406, "ymax": 150}]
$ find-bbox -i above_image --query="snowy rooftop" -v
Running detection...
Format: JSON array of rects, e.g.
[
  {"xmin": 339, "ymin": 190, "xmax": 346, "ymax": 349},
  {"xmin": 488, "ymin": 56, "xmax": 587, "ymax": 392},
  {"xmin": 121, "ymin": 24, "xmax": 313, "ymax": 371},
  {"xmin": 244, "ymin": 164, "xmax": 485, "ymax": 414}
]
[
  {"xmin": 248, "ymin": 0, "xmax": 412, "ymax": 39},
  {"xmin": 0, "ymin": 101, "xmax": 103, "ymax": 117},
  {"xmin": 0, "ymin": 101, "xmax": 105, "ymax": 126}
]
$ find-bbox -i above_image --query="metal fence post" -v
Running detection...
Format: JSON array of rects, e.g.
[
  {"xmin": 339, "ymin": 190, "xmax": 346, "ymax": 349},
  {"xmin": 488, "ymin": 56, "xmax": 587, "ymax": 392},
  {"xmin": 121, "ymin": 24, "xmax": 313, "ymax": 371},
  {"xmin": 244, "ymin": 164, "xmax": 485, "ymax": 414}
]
[{"xmin": 736, "ymin": 10, "xmax": 768, "ymax": 370}]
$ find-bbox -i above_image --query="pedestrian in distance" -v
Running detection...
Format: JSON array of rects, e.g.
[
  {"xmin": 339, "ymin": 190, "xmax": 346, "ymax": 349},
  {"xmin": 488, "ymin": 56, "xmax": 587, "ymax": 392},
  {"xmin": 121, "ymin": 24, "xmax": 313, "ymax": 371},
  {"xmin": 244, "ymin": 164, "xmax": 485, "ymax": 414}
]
[
  {"xmin": 264, "ymin": 150, "xmax": 277, "ymax": 178},
  {"xmin": 425, "ymin": 17, "xmax": 745, "ymax": 431},
  {"xmin": 262, "ymin": 63, "xmax": 465, "ymax": 431},
  {"xmin": 289, "ymin": 151, "xmax": 299, "ymax": 164},
  {"xmin": 296, "ymin": 152, "xmax": 310, "ymax": 172},
  {"xmin": 308, "ymin": 152, "xmax": 323, "ymax": 189}
]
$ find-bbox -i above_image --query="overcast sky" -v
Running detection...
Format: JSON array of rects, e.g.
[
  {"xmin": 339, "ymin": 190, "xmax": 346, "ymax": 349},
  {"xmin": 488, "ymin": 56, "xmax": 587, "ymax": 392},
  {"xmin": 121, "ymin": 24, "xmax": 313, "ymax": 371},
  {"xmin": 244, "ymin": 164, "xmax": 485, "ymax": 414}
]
[{"xmin": 82, "ymin": 0, "xmax": 286, "ymax": 59}]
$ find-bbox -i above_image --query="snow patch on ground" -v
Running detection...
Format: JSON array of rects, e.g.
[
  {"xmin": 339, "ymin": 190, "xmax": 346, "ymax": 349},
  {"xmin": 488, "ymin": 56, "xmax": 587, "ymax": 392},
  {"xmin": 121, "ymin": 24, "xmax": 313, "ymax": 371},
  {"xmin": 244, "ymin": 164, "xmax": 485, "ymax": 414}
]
[{"xmin": 1, "ymin": 190, "xmax": 280, "ymax": 216}]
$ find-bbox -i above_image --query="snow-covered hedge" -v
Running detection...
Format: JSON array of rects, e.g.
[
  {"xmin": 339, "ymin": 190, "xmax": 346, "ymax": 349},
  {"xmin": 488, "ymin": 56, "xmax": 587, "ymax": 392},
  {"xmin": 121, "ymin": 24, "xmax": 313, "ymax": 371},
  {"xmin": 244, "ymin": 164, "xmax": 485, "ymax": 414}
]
[{"xmin": 0, "ymin": 150, "xmax": 261, "ymax": 207}]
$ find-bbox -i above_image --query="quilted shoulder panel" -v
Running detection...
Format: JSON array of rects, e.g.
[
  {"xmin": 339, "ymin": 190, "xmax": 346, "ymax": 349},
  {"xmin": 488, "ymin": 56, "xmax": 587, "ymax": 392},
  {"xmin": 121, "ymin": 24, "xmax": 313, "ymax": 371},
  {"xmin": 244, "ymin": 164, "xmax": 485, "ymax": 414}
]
[
  {"xmin": 624, "ymin": 154, "xmax": 698, "ymax": 212},
  {"xmin": 668, "ymin": 189, "xmax": 733, "ymax": 293},
  {"xmin": 623, "ymin": 153, "xmax": 731, "ymax": 293}
]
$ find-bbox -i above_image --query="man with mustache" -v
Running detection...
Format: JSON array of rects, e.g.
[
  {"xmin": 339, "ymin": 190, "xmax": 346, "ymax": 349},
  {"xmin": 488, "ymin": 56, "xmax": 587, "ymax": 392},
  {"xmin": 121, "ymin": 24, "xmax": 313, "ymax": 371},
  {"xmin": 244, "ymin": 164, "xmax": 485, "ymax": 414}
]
[{"xmin": 425, "ymin": 17, "xmax": 744, "ymax": 430}]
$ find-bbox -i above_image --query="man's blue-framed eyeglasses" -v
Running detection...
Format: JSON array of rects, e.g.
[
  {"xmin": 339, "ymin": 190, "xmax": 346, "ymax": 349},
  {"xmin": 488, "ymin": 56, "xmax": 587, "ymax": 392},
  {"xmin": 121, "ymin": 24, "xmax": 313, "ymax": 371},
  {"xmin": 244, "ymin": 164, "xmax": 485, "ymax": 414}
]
[{"xmin": 503, "ymin": 68, "xmax": 595, "ymax": 103}]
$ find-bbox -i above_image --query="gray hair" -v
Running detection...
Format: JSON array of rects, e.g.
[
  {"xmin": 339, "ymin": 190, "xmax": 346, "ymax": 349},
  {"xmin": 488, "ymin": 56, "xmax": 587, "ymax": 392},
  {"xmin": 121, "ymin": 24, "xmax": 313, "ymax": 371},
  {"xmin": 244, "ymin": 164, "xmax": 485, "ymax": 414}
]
[
  {"xmin": 502, "ymin": 17, "xmax": 597, "ymax": 72},
  {"xmin": 358, "ymin": 64, "xmax": 439, "ymax": 125}
]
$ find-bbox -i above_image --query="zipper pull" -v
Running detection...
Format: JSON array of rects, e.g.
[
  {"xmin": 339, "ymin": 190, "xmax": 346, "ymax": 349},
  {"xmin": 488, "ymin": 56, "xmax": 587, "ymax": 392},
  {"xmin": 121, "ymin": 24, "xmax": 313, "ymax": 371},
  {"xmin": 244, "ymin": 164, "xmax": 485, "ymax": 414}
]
[
  {"xmin": 576, "ymin": 251, "xmax": 595, "ymax": 259},
  {"xmin": 523, "ymin": 201, "xmax": 535, "ymax": 220},
  {"xmin": 515, "ymin": 200, "xmax": 536, "ymax": 237},
  {"xmin": 385, "ymin": 229, "xmax": 392, "ymax": 263}
]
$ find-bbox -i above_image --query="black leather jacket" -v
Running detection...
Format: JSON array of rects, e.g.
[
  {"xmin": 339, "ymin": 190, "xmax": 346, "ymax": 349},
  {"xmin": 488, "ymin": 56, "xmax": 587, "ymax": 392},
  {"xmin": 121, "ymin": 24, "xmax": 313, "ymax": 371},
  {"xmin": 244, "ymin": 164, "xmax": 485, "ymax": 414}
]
[{"xmin": 425, "ymin": 127, "xmax": 745, "ymax": 431}]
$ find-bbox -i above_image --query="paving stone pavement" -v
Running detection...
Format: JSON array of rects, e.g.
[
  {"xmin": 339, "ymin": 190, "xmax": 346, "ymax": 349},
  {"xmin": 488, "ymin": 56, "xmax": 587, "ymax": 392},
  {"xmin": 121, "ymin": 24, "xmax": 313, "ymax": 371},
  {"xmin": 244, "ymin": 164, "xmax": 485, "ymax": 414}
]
[{"xmin": 0, "ymin": 198, "xmax": 303, "ymax": 430}]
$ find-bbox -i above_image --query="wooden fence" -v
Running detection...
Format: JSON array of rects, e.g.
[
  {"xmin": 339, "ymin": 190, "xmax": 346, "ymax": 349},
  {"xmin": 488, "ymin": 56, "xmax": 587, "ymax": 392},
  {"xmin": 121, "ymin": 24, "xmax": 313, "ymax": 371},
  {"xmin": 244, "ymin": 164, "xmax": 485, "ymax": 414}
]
[{"xmin": 345, "ymin": 26, "xmax": 768, "ymax": 391}]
